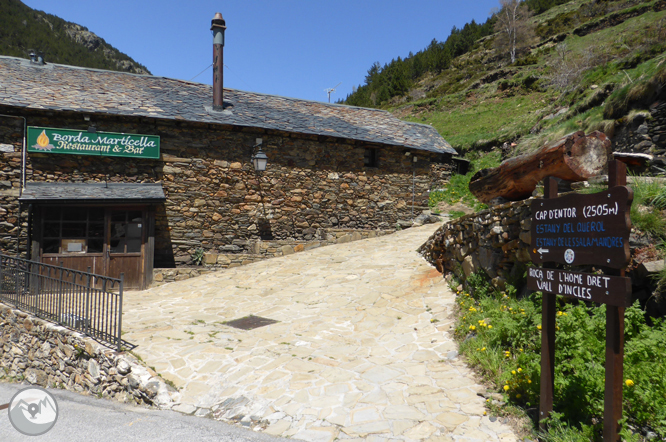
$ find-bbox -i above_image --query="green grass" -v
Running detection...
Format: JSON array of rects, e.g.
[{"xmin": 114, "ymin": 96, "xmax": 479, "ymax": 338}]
[
  {"xmin": 454, "ymin": 272, "xmax": 666, "ymax": 441},
  {"xmin": 429, "ymin": 151, "xmax": 501, "ymax": 212},
  {"xmin": 394, "ymin": 3, "xmax": 666, "ymax": 158},
  {"xmin": 629, "ymin": 176, "xmax": 666, "ymax": 238},
  {"xmin": 408, "ymin": 91, "xmax": 550, "ymax": 152}
]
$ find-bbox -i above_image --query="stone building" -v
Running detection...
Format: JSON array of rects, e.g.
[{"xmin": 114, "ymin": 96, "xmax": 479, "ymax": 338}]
[{"xmin": 0, "ymin": 48, "xmax": 454, "ymax": 289}]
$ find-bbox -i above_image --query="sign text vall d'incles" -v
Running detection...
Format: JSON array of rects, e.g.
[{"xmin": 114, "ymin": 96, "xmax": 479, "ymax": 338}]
[
  {"xmin": 529, "ymin": 186, "xmax": 632, "ymax": 269},
  {"xmin": 526, "ymin": 267, "xmax": 631, "ymax": 307},
  {"xmin": 27, "ymin": 126, "xmax": 160, "ymax": 159}
]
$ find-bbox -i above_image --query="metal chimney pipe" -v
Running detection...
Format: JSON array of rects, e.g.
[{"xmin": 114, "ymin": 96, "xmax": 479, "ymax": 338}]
[{"xmin": 211, "ymin": 12, "xmax": 226, "ymax": 111}]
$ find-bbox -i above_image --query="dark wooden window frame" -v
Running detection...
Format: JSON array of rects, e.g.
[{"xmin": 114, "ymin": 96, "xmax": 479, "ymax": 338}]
[
  {"xmin": 364, "ymin": 148, "xmax": 379, "ymax": 168},
  {"xmin": 41, "ymin": 206, "xmax": 105, "ymax": 256}
]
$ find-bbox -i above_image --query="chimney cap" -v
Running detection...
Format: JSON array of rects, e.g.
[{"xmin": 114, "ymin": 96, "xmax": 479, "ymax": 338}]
[{"xmin": 211, "ymin": 12, "xmax": 226, "ymax": 31}]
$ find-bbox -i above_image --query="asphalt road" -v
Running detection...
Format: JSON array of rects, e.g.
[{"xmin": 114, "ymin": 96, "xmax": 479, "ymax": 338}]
[{"xmin": 0, "ymin": 382, "xmax": 288, "ymax": 442}]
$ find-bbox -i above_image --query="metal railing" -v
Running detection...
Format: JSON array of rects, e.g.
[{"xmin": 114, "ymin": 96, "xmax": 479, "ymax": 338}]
[{"xmin": 0, "ymin": 254, "xmax": 123, "ymax": 350}]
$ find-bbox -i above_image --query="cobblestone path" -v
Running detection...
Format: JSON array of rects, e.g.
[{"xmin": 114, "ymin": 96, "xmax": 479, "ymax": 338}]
[{"xmin": 123, "ymin": 223, "xmax": 518, "ymax": 442}]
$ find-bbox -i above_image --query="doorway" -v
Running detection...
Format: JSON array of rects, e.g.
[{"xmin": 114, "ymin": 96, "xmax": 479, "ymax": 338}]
[{"xmin": 34, "ymin": 206, "xmax": 154, "ymax": 289}]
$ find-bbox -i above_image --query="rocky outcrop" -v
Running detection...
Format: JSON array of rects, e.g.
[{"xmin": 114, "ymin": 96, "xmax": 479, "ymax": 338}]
[{"xmin": 63, "ymin": 24, "xmax": 150, "ymax": 75}]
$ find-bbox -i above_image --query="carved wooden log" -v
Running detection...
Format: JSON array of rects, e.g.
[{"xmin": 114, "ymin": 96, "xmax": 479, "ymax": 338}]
[{"xmin": 469, "ymin": 131, "xmax": 611, "ymax": 203}]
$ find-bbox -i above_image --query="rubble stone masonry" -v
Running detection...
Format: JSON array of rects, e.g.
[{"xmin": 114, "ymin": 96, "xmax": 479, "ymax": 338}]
[{"xmin": 0, "ymin": 111, "xmax": 451, "ymax": 267}]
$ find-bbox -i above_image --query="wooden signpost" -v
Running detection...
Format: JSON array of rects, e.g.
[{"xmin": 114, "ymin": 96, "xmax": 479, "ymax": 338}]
[{"xmin": 528, "ymin": 161, "xmax": 632, "ymax": 442}]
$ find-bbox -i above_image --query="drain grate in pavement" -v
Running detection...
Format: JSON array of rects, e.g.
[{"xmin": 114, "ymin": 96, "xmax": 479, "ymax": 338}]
[{"xmin": 223, "ymin": 315, "xmax": 278, "ymax": 330}]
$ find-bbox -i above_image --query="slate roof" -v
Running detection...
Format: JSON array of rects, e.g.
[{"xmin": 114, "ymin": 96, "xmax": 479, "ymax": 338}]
[
  {"xmin": 19, "ymin": 182, "xmax": 166, "ymax": 203},
  {"xmin": 0, "ymin": 56, "xmax": 455, "ymax": 155}
]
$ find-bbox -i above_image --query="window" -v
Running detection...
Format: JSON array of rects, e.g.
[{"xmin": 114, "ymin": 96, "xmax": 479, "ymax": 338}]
[
  {"xmin": 109, "ymin": 211, "xmax": 143, "ymax": 254},
  {"xmin": 364, "ymin": 148, "xmax": 378, "ymax": 167},
  {"xmin": 42, "ymin": 207, "xmax": 105, "ymax": 254}
]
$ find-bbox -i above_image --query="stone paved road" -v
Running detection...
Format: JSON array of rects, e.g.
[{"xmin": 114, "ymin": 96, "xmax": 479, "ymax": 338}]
[{"xmin": 123, "ymin": 223, "xmax": 518, "ymax": 442}]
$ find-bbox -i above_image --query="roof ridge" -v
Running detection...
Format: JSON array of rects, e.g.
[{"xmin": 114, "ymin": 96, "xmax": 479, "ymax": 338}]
[
  {"xmin": 0, "ymin": 55, "xmax": 387, "ymax": 113},
  {"xmin": 0, "ymin": 55, "xmax": 456, "ymax": 155}
]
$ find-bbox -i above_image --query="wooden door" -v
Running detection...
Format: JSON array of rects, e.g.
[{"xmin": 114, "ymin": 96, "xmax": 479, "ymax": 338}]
[{"xmin": 106, "ymin": 209, "xmax": 145, "ymax": 289}]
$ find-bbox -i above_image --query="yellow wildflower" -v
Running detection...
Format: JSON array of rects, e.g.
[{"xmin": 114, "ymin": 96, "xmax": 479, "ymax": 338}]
[
  {"xmin": 503, "ymin": 385, "xmax": 510, "ymax": 391},
  {"xmin": 625, "ymin": 379, "xmax": 635, "ymax": 387}
]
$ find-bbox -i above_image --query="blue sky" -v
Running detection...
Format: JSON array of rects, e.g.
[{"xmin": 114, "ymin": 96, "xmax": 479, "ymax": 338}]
[{"xmin": 21, "ymin": 0, "xmax": 500, "ymax": 103}]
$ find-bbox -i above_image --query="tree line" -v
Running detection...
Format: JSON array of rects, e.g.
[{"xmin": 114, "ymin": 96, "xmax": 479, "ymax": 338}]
[{"xmin": 343, "ymin": 0, "xmax": 570, "ymax": 108}]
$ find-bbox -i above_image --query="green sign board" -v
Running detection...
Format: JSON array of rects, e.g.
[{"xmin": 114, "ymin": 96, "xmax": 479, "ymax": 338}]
[{"xmin": 27, "ymin": 126, "xmax": 160, "ymax": 159}]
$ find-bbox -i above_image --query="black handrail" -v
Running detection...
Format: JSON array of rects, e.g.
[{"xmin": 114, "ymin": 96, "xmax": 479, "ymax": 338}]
[{"xmin": 0, "ymin": 254, "xmax": 124, "ymax": 350}]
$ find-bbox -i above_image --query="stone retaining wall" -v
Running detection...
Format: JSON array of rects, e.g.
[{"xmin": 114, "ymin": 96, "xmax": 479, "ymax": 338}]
[
  {"xmin": 612, "ymin": 100, "xmax": 666, "ymax": 175},
  {"xmin": 418, "ymin": 198, "xmax": 665, "ymax": 317},
  {"xmin": 0, "ymin": 303, "xmax": 178, "ymax": 408},
  {"xmin": 418, "ymin": 199, "xmax": 533, "ymax": 289}
]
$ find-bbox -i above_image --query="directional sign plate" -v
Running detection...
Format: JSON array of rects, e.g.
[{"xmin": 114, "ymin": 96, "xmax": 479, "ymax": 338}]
[
  {"xmin": 530, "ymin": 186, "xmax": 632, "ymax": 268},
  {"xmin": 527, "ymin": 267, "xmax": 632, "ymax": 307}
]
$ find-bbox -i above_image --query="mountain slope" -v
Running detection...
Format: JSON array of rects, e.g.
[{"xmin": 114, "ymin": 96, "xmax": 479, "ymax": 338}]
[
  {"xmin": 0, "ymin": 0, "xmax": 150, "ymax": 74},
  {"xmin": 346, "ymin": 0, "xmax": 666, "ymax": 157}
]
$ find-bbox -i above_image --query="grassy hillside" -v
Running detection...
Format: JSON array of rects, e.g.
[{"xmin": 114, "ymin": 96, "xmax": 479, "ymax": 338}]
[
  {"xmin": 346, "ymin": 0, "xmax": 666, "ymax": 156},
  {"xmin": 0, "ymin": 0, "xmax": 150, "ymax": 74}
]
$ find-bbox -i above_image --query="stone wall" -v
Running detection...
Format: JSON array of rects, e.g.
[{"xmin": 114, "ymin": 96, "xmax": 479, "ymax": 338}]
[
  {"xmin": 418, "ymin": 198, "xmax": 665, "ymax": 316},
  {"xmin": 0, "ymin": 111, "xmax": 452, "ymax": 268},
  {"xmin": 612, "ymin": 100, "xmax": 666, "ymax": 175},
  {"xmin": 0, "ymin": 303, "xmax": 178, "ymax": 407},
  {"xmin": 418, "ymin": 199, "xmax": 532, "ymax": 289}
]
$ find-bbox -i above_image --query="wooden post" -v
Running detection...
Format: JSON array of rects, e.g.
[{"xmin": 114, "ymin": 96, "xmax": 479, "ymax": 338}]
[
  {"xmin": 604, "ymin": 160, "xmax": 626, "ymax": 442},
  {"xmin": 539, "ymin": 176, "xmax": 558, "ymax": 431}
]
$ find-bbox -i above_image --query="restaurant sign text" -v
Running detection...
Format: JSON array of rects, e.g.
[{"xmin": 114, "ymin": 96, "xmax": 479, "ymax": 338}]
[{"xmin": 27, "ymin": 126, "xmax": 160, "ymax": 159}]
